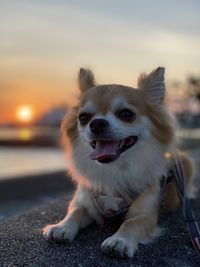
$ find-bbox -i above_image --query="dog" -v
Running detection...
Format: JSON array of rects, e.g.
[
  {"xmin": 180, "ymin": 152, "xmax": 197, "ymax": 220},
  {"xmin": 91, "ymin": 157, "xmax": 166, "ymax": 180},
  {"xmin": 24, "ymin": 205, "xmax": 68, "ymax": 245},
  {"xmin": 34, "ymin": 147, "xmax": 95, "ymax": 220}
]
[{"xmin": 43, "ymin": 67, "xmax": 194, "ymax": 258}]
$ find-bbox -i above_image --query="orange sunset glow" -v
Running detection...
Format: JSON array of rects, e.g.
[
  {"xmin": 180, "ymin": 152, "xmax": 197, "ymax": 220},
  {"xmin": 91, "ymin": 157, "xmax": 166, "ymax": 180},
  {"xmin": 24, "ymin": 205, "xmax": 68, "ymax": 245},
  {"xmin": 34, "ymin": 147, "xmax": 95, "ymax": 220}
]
[
  {"xmin": 16, "ymin": 106, "xmax": 34, "ymax": 123},
  {"xmin": 0, "ymin": 1, "xmax": 199, "ymax": 125}
]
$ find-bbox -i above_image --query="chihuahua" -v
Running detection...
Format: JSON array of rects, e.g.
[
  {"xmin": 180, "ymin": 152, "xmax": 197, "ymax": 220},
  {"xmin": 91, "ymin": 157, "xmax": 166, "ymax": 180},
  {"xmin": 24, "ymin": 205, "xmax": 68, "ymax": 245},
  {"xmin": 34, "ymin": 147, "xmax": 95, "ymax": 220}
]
[{"xmin": 43, "ymin": 67, "xmax": 194, "ymax": 258}]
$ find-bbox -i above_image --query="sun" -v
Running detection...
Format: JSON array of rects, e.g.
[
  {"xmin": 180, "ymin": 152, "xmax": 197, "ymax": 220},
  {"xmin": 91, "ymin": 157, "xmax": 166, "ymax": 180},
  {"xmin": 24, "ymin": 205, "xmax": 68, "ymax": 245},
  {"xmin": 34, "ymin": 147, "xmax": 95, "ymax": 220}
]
[{"xmin": 16, "ymin": 105, "xmax": 34, "ymax": 123}]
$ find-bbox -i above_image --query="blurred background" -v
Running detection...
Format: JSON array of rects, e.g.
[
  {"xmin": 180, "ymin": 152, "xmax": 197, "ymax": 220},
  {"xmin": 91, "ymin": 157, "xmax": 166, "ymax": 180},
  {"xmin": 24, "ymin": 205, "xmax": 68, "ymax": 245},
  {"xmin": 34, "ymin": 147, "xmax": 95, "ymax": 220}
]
[{"xmin": 0, "ymin": 0, "xmax": 199, "ymax": 219}]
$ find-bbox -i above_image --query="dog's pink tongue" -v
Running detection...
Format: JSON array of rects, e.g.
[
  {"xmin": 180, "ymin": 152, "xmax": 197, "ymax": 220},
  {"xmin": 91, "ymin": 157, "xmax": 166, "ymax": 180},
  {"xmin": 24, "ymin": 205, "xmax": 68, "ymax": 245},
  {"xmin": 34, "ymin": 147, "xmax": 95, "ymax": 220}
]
[{"xmin": 89, "ymin": 141, "xmax": 119, "ymax": 160}]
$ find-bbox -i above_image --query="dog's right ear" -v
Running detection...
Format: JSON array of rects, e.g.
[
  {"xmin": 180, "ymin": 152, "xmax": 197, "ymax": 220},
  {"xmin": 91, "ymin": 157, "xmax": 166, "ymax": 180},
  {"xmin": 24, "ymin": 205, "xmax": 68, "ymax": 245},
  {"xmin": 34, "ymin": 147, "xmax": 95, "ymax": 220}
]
[
  {"xmin": 78, "ymin": 68, "xmax": 96, "ymax": 92},
  {"xmin": 138, "ymin": 67, "xmax": 165, "ymax": 104}
]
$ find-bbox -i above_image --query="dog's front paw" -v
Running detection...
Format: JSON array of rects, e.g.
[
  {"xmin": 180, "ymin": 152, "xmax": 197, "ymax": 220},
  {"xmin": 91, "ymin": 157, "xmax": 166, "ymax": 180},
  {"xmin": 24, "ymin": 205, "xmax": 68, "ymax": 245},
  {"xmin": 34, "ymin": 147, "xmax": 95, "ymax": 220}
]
[
  {"xmin": 42, "ymin": 221, "xmax": 78, "ymax": 243},
  {"xmin": 101, "ymin": 235, "xmax": 137, "ymax": 258}
]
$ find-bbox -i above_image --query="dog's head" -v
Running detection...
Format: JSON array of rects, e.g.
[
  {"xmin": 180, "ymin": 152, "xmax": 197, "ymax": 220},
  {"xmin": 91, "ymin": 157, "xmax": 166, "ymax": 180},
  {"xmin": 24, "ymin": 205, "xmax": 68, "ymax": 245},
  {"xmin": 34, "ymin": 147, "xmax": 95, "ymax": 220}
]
[{"xmin": 63, "ymin": 67, "xmax": 174, "ymax": 166}]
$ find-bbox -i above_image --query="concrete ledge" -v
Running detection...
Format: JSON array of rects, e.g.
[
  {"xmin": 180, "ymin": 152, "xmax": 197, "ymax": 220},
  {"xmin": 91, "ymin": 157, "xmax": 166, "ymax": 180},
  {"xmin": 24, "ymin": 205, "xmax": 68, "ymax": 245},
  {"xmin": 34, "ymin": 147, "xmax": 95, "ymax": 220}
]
[
  {"xmin": 0, "ymin": 172, "xmax": 75, "ymax": 220},
  {"xmin": 0, "ymin": 194, "xmax": 200, "ymax": 267},
  {"xmin": 0, "ymin": 171, "xmax": 74, "ymax": 201}
]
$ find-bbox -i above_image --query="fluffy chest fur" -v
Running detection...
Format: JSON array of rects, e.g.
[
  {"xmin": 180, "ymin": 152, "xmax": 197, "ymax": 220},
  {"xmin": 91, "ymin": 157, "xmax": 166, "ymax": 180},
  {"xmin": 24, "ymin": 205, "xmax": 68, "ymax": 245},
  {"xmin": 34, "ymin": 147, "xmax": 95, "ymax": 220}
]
[{"xmin": 67, "ymin": 134, "xmax": 169, "ymax": 196}]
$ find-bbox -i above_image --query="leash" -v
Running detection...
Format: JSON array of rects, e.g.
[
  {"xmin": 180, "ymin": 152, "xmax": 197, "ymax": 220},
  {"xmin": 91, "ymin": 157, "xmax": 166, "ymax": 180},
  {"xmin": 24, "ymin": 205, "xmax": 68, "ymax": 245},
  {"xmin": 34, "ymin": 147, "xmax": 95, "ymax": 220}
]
[{"xmin": 171, "ymin": 148, "xmax": 200, "ymax": 255}]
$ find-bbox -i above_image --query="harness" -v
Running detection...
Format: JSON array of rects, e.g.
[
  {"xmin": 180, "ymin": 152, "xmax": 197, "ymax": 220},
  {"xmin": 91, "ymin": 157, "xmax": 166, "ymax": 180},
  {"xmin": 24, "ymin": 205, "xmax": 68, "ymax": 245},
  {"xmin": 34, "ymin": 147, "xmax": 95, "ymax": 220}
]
[
  {"xmin": 89, "ymin": 148, "xmax": 200, "ymax": 255},
  {"xmin": 89, "ymin": 187, "xmax": 136, "ymax": 220}
]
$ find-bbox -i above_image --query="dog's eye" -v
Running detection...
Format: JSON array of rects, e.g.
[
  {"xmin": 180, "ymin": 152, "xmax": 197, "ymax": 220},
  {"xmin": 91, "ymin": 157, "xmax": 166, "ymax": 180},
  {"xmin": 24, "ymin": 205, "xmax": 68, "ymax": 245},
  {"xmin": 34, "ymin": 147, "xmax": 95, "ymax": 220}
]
[
  {"xmin": 79, "ymin": 113, "xmax": 92, "ymax": 125},
  {"xmin": 116, "ymin": 109, "xmax": 136, "ymax": 122}
]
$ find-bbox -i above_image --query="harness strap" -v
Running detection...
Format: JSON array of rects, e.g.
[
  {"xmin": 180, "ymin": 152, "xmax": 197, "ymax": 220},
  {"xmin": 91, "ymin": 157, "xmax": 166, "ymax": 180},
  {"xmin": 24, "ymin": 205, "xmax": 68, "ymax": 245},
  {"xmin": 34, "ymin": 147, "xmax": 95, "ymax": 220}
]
[
  {"xmin": 160, "ymin": 169, "xmax": 174, "ymax": 206},
  {"xmin": 89, "ymin": 188, "xmax": 132, "ymax": 219},
  {"xmin": 89, "ymin": 188, "xmax": 106, "ymax": 216},
  {"xmin": 172, "ymin": 148, "xmax": 200, "ymax": 255}
]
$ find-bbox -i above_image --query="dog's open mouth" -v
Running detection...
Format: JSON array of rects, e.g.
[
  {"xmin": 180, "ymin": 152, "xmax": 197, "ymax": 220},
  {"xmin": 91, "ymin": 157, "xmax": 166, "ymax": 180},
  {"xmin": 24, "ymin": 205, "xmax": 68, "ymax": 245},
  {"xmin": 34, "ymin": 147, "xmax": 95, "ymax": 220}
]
[{"xmin": 89, "ymin": 136, "xmax": 138, "ymax": 163}]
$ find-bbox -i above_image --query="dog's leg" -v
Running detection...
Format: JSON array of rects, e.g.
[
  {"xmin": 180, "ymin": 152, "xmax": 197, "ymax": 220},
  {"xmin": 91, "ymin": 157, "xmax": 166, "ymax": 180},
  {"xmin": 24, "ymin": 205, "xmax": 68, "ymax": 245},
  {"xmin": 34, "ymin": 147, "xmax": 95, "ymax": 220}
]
[
  {"xmin": 43, "ymin": 185, "xmax": 93, "ymax": 243},
  {"xmin": 101, "ymin": 181, "xmax": 160, "ymax": 258}
]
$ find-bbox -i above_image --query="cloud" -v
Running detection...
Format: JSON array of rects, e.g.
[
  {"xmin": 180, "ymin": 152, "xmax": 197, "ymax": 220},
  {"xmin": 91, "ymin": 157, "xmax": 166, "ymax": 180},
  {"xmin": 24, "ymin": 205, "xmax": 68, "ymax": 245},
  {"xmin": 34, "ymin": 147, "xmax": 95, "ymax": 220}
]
[{"xmin": 0, "ymin": 0, "xmax": 199, "ymax": 82}]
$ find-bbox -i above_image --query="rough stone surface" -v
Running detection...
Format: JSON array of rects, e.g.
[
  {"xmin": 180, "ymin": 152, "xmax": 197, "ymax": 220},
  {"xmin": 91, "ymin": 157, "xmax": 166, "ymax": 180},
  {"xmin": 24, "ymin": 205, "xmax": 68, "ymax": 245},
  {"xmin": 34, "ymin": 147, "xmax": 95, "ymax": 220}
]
[{"xmin": 0, "ymin": 148, "xmax": 199, "ymax": 267}]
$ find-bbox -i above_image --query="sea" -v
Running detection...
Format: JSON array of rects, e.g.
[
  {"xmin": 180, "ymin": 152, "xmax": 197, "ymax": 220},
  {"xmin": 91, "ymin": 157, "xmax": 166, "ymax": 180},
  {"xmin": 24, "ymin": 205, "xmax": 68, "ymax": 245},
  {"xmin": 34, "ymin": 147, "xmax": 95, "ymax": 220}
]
[
  {"xmin": 0, "ymin": 146, "xmax": 66, "ymax": 179},
  {"xmin": 0, "ymin": 126, "xmax": 66, "ymax": 179}
]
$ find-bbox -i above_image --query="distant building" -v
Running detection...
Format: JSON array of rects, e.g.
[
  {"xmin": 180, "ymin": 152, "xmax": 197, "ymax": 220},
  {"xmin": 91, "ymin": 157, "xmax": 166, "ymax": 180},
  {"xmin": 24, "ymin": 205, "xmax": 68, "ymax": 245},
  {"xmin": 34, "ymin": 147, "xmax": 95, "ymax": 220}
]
[
  {"xmin": 176, "ymin": 113, "xmax": 200, "ymax": 128},
  {"xmin": 35, "ymin": 106, "xmax": 68, "ymax": 127}
]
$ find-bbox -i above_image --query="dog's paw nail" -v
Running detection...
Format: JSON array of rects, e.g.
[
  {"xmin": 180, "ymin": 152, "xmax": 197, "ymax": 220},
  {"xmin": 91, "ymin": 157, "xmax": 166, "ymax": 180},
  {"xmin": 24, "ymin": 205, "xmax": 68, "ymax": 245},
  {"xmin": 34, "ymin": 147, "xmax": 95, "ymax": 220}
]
[{"xmin": 101, "ymin": 236, "xmax": 136, "ymax": 258}]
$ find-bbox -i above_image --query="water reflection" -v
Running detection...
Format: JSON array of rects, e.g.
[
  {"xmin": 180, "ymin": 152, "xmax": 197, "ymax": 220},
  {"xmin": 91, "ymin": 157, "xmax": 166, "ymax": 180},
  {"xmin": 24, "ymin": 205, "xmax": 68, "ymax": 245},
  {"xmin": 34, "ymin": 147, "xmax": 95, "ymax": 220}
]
[
  {"xmin": 19, "ymin": 128, "xmax": 33, "ymax": 141},
  {"xmin": 0, "ymin": 126, "xmax": 59, "ymax": 146},
  {"xmin": 0, "ymin": 127, "xmax": 66, "ymax": 179}
]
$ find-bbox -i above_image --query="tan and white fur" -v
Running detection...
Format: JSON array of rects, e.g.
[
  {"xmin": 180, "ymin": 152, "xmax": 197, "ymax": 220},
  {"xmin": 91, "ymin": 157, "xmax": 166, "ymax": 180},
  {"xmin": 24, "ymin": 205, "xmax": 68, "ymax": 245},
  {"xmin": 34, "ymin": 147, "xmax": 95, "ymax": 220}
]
[{"xmin": 43, "ymin": 67, "xmax": 194, "ymax": 258}]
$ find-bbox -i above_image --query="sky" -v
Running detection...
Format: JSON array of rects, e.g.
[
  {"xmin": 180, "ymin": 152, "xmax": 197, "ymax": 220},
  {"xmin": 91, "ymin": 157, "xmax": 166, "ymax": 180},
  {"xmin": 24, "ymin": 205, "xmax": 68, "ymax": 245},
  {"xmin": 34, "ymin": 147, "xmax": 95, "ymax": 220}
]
[{"xmin": 0, "ymin": 0, "xmax": 200, "ymax": 123}]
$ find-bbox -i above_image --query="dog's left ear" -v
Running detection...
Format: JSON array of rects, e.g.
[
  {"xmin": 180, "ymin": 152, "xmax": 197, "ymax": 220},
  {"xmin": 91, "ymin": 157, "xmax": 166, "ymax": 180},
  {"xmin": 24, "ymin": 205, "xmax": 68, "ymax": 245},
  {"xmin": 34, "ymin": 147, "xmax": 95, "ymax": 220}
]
[
  {"xmin": 138, "ymin": 67, "xmax": 165, "ymax": 104},
  {"xmin": 78, "ymin": 68, "xmax": 96, "ymax": 92}
]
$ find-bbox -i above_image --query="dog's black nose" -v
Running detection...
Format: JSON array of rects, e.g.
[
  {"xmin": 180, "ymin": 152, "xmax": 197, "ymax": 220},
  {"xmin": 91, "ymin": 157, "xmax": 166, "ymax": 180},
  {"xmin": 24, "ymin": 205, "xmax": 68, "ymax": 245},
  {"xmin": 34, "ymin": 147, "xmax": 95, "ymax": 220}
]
[{"xmin": 90, "ymin": 119, "xmax": 109, "ymax": 135}]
